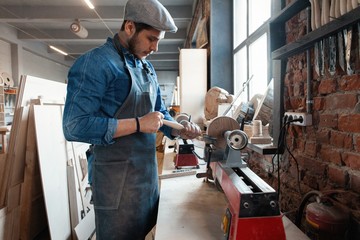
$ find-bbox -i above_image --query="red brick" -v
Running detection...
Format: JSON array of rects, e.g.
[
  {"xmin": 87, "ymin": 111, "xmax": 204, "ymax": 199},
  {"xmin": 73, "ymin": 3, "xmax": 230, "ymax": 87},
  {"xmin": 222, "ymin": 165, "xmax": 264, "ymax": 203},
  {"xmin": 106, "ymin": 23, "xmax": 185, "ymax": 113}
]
[
  {"xmin": 320, "ymin": 145, "xmax": 342, "ymax": 165},
  {"xmin": 339, "ymin": 74, "xmax": 360, "ymax": 91},
  {"xmin": 319, "ymin": 79, "xmax": 337, "ymax": 94},
  {"xmin": 286, "ymin": 85, "xmax": 294, "ymax": 97},
  {"xmin": 325, "ymin": 93, "xmax": 358, "ymax": 110},
  {"xmin": 293, "ymin": 70, "xmax": 304, "ymax": 84},
  {"xmin": 338, "ymin": 114, "xmax": 360, "ymax": 133},
  {"xmin": 319, "ymin": 114, "xmax": 338, "ymax": 128},
  {"xmin": 293, "ymin": 83, "xmax": 304, "ymax": 96},
  {"xmin": 350, "ymin": 172, "xmax": 360, "ymax": 193},
  {"xmin": 302, "ymin": 174, "xmax": 320, "ymax": 189},
  {"xmin": 342, "ymin": 152, "xmax": 360, "ymax": 170},
  {"xmin": 330, "ymin": 130, "xmax": 353, "ymax": 149},
  {"xmin": 289, "ymin": 97, "xmax": 306, "ymax": 110},
  {"xmin": 311, "ymin": 81, "xmax": 320, "ymax": 96},
  {"xmin": 284, "ymin": 72, "xmax": 293, "ymax": 85},
  {"xmin": 302, "ymin": 156, "xmax": 326, "ymax": 175},
  {"xmin": 316, "ymin": 129, "xmax": 330, "ymax": 144},
  {"xmin": 306, "ymin": 127, "xmax": 317, "ymax": 141},
  {"xmin": 305, "ymin": 141, "xmax": 318, "ymax": 157},
  {"xmin": 355, "ymin": 135, "xmax": 360, "ymax": 152},
  {"xmin": 328, "ymin": 165, "xmax": 348, "ymax": 187},
  {"xmin": 313, "ymin": 97, "xmax": 325, "ymax": 111}
]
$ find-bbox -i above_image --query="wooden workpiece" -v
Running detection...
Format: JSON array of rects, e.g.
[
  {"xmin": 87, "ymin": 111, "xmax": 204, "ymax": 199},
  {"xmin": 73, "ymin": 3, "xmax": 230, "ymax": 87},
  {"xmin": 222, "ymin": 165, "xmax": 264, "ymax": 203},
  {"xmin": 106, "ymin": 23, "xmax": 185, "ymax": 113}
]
[{"xmin": 206, "ymin": 116, "xmax": 240, "ymax": 149}]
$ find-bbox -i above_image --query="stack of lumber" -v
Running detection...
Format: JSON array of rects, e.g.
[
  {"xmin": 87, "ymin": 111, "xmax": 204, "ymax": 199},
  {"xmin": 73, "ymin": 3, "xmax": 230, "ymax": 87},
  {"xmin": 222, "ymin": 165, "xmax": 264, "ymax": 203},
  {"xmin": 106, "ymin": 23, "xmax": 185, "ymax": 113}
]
[{"xmin": 0, "ymin": 75, "xmax": 94, "ymax": 240}]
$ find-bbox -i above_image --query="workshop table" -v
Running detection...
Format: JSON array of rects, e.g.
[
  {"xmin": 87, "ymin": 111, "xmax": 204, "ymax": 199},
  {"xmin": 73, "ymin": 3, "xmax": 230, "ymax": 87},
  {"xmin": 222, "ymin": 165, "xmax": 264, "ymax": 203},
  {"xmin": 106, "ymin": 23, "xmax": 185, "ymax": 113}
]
[{"xmin": 155, "ymin": 138, "xmax": 309, "ymax": 240}]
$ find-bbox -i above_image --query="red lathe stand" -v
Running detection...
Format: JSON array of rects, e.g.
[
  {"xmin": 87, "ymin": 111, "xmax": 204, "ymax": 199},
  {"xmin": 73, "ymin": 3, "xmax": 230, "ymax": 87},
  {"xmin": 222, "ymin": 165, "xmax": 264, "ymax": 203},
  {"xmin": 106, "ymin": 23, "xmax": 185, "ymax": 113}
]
[{"xmin": 174, "ymin": 138, "xmax": 199, "ymax": 169}]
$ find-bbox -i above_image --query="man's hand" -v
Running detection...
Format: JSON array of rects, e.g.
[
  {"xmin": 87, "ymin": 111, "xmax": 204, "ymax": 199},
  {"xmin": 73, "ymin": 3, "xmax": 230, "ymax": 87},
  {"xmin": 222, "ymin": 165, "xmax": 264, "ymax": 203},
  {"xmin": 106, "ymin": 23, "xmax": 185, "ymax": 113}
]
[
  {"xmin": 138, "ymin": 112, "xmax": 164, "ymax": 133},
  {"xmin": 173, "ymin": 120, "xmax": 202, "ymax": 139}
]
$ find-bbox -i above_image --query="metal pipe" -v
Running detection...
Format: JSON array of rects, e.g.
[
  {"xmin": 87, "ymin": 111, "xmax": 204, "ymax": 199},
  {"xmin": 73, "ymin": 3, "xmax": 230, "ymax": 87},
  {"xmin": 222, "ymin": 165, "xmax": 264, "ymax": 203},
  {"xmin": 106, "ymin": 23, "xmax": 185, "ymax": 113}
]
[{"xmin": 306, "ymin": 6, "xmax": 313, "ymax": 114}]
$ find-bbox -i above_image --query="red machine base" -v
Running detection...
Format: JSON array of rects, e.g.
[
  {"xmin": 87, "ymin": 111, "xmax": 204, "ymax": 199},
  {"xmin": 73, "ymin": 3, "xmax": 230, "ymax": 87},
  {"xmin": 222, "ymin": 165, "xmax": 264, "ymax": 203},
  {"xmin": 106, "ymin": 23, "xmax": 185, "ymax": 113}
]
[{"xmin": 175, "ymin": 153, "xmax": 199, "ymax": 169}]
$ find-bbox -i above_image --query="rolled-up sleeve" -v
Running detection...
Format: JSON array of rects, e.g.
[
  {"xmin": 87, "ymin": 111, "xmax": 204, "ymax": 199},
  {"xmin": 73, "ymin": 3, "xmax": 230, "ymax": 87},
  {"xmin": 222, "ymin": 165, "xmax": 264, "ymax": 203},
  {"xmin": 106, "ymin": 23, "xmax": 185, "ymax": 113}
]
[{"xmin": 63, "ymin": 49, "xmax": 119, "ymax": 145}]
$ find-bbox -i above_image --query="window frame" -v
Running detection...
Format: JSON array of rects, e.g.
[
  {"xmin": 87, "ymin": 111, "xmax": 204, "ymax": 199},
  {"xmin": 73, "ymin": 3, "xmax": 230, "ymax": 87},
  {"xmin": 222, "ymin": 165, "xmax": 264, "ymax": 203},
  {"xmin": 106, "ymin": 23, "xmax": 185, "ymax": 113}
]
[{"xmin": 233, "ymin": 0, "xmax": 272, "ymax": 103}]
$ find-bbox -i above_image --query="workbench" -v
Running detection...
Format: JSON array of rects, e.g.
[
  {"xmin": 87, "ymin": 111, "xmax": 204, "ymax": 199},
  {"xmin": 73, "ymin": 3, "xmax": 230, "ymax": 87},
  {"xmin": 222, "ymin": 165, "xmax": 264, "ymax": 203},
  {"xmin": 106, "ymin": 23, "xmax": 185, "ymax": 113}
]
[{"xmin": 155, "ymin": 138, "xmax": 310, "ymax": 240}]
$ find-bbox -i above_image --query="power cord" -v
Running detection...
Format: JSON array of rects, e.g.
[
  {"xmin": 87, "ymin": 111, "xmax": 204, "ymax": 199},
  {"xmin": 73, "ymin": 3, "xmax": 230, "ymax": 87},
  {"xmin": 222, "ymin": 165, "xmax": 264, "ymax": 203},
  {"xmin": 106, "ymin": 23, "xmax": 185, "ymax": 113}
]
[{"xmin": 272, "ymin": 115, "xmax": 304, "ymax": 201}]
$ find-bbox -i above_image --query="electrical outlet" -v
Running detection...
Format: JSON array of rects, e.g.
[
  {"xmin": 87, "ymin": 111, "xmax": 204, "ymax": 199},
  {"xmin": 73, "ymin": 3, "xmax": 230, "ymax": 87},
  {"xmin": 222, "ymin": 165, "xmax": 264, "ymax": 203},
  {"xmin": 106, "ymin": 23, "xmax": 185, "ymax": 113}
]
[{"xmin": 284, "ymin": 112, "xmax": 312, "ymax": 126}]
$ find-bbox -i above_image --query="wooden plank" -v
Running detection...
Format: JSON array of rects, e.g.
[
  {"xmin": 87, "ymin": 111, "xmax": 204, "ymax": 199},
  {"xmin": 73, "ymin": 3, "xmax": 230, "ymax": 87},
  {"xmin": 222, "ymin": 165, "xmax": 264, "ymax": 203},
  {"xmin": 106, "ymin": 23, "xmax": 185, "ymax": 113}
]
[
  {"xmin": 20, "ymin": 105, "xmax": 47, "ymax": 240},
  {"xmin": 28, "ymin": 196, "xmax": 47, "ymax": 238},
  {"xmin": 74, "ymin": 208, "xmax": 95, "ymax": 240},
  {"xmin": 6, "ymin": 184, "xmax": 21, "ymax": 212},
  {"xmin": 15, "ymin": 75, "xmax": 67, "ymax": 110},
  {"xmin": 0, "ymin": 75, "xmax": 67, "ymax": 208},
  {"xmin": 67, "ymin": 165, "xmax": 79, "ymax": 239},
  {"xmin": 0, "ymin": 207, "xmax": 7, "ymax": 239},
  {"xmin": 9, "ymin": 107, "xmax": 29, "ymax": 186},
  {"xmin": 33, "ymin": 105, "xmax": 71, "ymax": 240},
  {"xmin": 70, "ymin": 142, "xmax": 92, "ymax": 217},
  {"xmin": 0, "ymin": 153, "xmax": 6, "ymax": 201},
  {"xmin": 0, "ymin": 106, "xmax": 28, "ymax": 207}
]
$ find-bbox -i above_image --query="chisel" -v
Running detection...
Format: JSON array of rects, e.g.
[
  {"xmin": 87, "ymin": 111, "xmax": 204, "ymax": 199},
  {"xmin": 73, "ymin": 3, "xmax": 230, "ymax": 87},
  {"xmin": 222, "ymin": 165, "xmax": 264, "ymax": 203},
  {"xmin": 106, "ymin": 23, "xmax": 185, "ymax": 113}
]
[
  {"xmin": 337, "ymin": 0, "xmax": 346, "ymax": 72},
  {"xmin": 358, "ymin": 23, "xmax": 360, "ymax": 61},
  {"xmin": 345, "ymin": 0, "xmax": 353, "ymax": 75},
  {"xmin": 162, "ymin": 119, "xmax": 184, "ymax": 130},
  {"xmin": 310, "ymin": 0, "xmax": 321, "ymax": 76},
  {"xmin": 345, "ymin": 28, "xmax": 353, "ymax": 75},
  {"xmin": 328, "ymin": 0, "xmax": 336, "ymax": 76},
  {"xmin": 321, "ymin": 0, "xmax": 330, "ymax": 76}
]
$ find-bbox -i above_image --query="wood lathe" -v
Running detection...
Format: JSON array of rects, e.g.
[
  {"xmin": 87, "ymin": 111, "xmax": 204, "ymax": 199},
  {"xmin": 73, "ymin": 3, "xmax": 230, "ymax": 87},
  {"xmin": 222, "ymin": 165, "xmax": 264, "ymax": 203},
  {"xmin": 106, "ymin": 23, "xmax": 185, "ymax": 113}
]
[{"xmin": 196, "ymin": 116, "xmax": 286, "ymax": 240}]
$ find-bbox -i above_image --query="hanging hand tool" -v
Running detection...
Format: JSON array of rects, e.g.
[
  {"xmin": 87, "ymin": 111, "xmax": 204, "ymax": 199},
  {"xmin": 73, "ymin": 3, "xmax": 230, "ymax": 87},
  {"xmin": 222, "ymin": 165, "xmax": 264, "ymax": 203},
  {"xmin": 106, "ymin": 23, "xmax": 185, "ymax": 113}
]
[
  {"xmin": 310, "ymin": 0, "xmax": 321, "ymax": 76},
  {"xmin": 351, "ymin": 0, "xmax": 358, "ymax": 9},
  {"xmin": 358, "ymin": 23, "xmax": 360, "ymax": 61},
  {"xmin": 344, "ymin": 0, "xmax": 354, "ymax": 75},
  {"xmin": 337, "ymin": 31, "xmax": 345, "ymax": 72},
  {"xmin": 321, "ymin": 0, "xmax": 330, "ymax": 76},
  {"xmin": 328, "ymin": 0, "xmax": 337, "ymax": 75},
  {"xmin": 328, "ymin": 35, "xmax": 337, "ymax": 75},
  {"xmin": 337, "ymin": 0, "xmax": 346, "ymax": 72},
  {"xmin": 345, "ymin": 28, "xmax": 353, "ymax": 75}
]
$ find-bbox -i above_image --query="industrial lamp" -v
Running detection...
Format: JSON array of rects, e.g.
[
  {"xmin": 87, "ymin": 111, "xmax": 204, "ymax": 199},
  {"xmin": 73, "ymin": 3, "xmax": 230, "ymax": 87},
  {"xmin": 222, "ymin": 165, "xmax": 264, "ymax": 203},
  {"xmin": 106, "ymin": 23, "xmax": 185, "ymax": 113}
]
[{"xmin": 70, "ymin": 20, "xmax": 88, "ymax": 39}]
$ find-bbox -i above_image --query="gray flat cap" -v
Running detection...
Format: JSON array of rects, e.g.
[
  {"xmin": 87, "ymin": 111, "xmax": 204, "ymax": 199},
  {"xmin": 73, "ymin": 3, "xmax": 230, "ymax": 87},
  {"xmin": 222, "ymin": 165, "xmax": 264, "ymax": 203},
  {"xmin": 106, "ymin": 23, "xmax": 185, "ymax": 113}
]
[{"xmin": 124, "ymin": 0, "xmax": 178, "ymax": 33}]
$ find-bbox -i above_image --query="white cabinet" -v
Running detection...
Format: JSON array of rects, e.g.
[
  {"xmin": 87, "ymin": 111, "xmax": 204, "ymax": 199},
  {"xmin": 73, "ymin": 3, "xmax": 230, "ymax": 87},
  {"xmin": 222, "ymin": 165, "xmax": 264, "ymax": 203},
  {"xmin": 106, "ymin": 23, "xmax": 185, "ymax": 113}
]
[{"xmin": 179, "ymin": 49, "xmax": 207, "ymax": 127}]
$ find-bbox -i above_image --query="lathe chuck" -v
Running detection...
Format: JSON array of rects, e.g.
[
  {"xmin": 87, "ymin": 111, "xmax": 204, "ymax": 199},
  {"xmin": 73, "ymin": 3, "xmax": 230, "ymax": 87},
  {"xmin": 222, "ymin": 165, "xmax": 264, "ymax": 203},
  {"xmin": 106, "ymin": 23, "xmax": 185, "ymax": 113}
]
[{"xmin": 206, "ymin": 116, "xmax": 240, "ymax": 149}]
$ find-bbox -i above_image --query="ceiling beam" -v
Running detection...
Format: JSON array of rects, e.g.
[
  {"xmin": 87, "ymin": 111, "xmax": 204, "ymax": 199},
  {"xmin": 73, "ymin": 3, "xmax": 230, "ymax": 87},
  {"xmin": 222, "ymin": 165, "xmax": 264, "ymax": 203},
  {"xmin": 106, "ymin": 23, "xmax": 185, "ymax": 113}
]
[
  {"xmin": 0, "ymin": 6, "xmax": 193, "ymax": 21},
  {"xmin": 17, "ymin": 28, "xmax": 188, "ymax": 40}
]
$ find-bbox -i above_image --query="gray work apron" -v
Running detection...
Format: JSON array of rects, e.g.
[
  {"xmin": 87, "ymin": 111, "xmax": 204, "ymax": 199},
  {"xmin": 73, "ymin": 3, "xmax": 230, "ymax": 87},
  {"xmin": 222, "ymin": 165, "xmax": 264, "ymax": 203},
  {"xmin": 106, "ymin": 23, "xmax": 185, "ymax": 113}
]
[{"xmin": 92, "ymin": 39, "xmax": 159, "ymax": 239}]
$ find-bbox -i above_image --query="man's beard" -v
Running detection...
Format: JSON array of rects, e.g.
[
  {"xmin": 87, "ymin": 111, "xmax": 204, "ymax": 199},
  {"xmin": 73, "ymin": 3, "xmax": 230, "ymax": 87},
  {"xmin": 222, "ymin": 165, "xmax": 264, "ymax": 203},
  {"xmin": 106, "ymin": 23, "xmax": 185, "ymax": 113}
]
[{"xmin": 128, "ymin": 33, "xmax": 142, "ymax": 59}]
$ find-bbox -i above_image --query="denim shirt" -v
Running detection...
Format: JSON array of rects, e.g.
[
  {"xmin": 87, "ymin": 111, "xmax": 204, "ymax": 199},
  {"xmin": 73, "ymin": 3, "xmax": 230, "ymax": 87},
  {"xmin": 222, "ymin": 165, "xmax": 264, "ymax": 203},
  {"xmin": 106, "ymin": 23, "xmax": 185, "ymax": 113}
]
[{"xmin": 63, "ymin": 36, "xmax": 174, "ymax": 145}]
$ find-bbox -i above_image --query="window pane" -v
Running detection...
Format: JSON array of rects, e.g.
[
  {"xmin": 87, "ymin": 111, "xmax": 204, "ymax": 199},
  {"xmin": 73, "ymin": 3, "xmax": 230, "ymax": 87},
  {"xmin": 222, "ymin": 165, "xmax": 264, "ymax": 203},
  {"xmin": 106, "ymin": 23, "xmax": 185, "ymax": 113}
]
[
  {"xmin": 234, "ymin": 47, "xmax": 248, "ymax": 103},
  {"xmin": 249, "ymin": 0, "xmax": 270, "ymax": 34},
  {"xmin": 233, "ymin": 0, "xmax": 247, "ymax": 47},
  {"xmin": 249, "ymin": 33, "xmax": 267, "ymax": 98}
]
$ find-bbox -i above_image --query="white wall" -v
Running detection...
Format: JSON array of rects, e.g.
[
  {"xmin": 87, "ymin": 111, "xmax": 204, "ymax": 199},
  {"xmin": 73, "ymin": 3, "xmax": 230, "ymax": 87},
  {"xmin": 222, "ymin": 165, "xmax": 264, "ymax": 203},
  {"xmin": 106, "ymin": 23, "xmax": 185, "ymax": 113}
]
[
  {"xmin": 0, "ymin": 39, "xmax": 12, "ymax": 78},
  {"xmin": 0, "ymin": 23, "xmax": 71, "ymax": 85},
  {"xmin": 22, "ymin": 50, "xmax": 69, "ymax": 83},
  {"xmin": 156, "ymin": 71, "xmax": 178, "ymax": 85}
]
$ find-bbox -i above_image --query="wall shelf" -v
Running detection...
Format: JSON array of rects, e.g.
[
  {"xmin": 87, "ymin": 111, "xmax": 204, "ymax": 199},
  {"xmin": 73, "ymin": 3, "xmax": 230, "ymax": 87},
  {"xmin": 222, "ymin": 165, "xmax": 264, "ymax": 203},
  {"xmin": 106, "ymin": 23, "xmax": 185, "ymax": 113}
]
[
  {"xmin": 246, "ymin": 143, "xmax": 278, "ymax": 155},
  {"xmin": 272, "ymin": 4, "xmax": 360, "ymax": 60}
]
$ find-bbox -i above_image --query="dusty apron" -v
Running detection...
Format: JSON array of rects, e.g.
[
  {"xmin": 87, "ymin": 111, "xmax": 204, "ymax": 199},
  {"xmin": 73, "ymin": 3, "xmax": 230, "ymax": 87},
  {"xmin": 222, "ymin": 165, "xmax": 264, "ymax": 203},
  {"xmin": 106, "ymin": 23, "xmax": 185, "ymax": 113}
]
[{"xmin": 92, "ymin": 37, "xmax": 159, "ymax": 239}]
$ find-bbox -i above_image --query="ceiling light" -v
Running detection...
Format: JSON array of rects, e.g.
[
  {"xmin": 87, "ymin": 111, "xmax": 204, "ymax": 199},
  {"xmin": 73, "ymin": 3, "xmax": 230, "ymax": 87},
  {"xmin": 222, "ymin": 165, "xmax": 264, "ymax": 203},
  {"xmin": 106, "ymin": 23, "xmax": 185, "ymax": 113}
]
[
  {"xmin": 50, "ymin": 45, "xmax": 68, "ymax": 56},
  {"xmin": 70, "ymin": 20, "xmax": 88, "ymax": 38},
  {"xmin": 84, "ymin": 0, "xmax": 95, "ymax": 9}
]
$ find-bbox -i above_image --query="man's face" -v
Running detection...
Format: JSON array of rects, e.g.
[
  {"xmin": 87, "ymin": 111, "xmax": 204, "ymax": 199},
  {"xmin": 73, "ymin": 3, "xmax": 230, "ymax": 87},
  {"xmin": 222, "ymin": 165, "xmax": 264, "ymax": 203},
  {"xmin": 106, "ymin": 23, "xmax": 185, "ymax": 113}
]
[{"xmin": 128, "ymin": 28, "xmax": 165, "ymax": 59}]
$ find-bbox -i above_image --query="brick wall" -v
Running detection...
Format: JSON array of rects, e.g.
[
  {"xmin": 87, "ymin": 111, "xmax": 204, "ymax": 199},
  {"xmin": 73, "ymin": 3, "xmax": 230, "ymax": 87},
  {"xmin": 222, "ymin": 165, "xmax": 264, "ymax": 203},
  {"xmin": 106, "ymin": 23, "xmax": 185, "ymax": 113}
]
[{"xmin": 246, "ymin": 2, "xmax": 360, "ymax": 238}]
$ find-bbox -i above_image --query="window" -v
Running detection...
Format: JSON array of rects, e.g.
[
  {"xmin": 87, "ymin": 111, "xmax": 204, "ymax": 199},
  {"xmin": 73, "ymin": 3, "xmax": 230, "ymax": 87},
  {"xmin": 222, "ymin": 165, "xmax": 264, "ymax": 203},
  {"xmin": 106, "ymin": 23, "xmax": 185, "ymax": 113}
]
[{"xmin": 233, "ymin": 0, "xmax": 271, "ymax": 102}]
